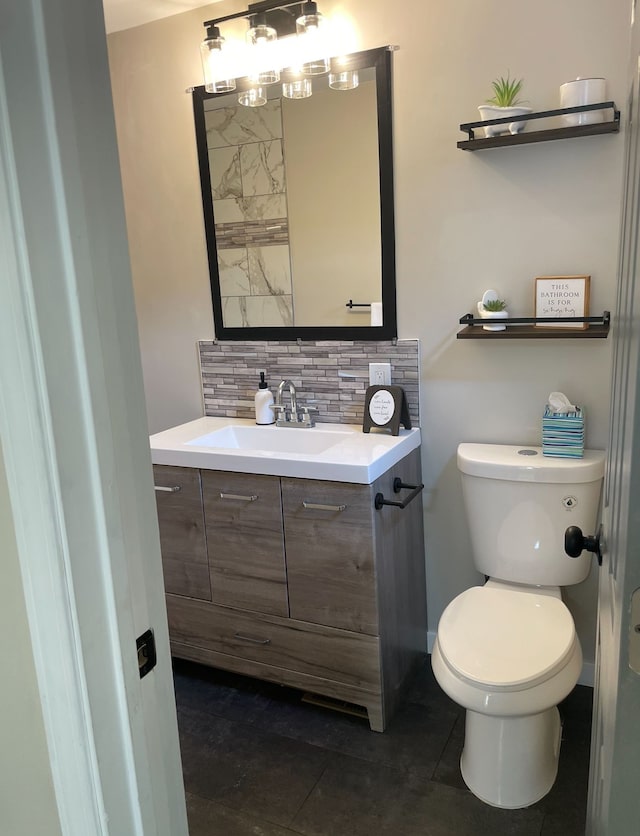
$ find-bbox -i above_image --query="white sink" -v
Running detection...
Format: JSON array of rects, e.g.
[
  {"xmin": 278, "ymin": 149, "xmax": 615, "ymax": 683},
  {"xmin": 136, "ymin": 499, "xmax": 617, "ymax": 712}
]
[
  {"xmin": 186, "ymin": 424, "xmax": 353, "ymax": 455},
  {"xmin": 150, "ymin": 417, "xmax": 421, "ymax": 484}
]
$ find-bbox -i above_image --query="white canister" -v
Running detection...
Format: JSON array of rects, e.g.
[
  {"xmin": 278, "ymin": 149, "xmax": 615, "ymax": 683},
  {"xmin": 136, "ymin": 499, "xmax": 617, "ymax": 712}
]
[{"xmin": 560, "ymin": 77, "xmax": 607, "ymax": 126}]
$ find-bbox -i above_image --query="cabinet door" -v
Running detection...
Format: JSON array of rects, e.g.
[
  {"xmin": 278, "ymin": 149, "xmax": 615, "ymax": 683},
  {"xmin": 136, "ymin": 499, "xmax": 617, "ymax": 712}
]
[
  {"xmin": 202, "ymin": 471, "xmax": 288, "ymax": 617},
  {"xmin": 282, "ymin": 478, "xmax": 378, "ymax": 635},
  {"xmin": 153, "ymin": 465, "xmax": 211, "ymax": 600}
]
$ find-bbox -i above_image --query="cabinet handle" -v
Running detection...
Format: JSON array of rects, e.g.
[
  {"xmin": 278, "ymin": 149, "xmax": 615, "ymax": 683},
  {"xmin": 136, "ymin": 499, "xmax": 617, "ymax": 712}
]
[
  {"xmin": 220, "ymin": 492, "xmax": 259, "ymax": 502},
  {"xmin": 233, "ymin": 632, "xmax": 271, "ymax": 645},
  {"xmin": 302, "ymin": 501, "xmax": 347, "ymax": 512},
  {"xmin": 154, "ymin": 485, "xmax": 181, "ymax": 493}
]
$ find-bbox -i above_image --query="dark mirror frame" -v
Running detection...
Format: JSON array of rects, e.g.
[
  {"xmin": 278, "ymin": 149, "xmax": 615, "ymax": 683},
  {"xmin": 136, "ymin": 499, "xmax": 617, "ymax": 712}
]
[{"xmin": 192, "ymin": 46, "xmax": 397, "ymax": 340}]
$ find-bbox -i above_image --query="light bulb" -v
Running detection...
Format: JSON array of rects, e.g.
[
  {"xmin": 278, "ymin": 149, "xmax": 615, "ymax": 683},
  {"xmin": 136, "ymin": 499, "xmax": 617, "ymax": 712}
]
[
  {"xmin": 200, "ymin": 25, "xmax": 236, "ymax": 93},
  {"xmin": 296, "ymin": 2, "xmax": 329, "ymax": 76}
]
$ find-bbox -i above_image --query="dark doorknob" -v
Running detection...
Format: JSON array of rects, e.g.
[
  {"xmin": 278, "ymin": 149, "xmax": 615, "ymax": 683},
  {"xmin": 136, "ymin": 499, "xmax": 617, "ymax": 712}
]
[{"xmin": 564, "ymin": 525, "xmax": 603, "ymax": 566}]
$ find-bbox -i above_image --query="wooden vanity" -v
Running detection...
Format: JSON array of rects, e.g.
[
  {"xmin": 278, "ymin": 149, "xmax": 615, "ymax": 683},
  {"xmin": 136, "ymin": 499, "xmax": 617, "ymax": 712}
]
[{"xmin": 153, "ymin": 446, "xmax": 426, "ymax": 731}]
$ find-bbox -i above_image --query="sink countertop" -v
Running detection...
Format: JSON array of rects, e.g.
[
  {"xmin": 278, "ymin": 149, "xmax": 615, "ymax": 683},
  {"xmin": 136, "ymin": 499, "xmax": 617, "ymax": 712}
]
[{"xmin": 149, "ymin": 417, "xmax": 421, "ymax": 484}]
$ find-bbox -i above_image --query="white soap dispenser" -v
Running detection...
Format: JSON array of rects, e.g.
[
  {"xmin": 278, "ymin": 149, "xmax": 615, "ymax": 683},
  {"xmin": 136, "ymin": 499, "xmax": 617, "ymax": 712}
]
[{"xmin": 254, "ymin": 372, "xmax": 275, "ymax": 425}]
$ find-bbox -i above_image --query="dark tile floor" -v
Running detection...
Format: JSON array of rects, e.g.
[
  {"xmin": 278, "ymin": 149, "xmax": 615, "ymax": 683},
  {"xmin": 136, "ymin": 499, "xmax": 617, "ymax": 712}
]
[{"xmin": 173, "ymin": 658, "xmax": 592, "ymax": 836}]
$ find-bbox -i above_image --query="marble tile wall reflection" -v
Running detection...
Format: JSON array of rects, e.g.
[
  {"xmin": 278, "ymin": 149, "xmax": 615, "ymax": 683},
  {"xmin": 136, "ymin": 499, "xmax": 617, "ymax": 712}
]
[{"xmin": 205, "ymin": 97, "xmax": 292, "ymax": 327}]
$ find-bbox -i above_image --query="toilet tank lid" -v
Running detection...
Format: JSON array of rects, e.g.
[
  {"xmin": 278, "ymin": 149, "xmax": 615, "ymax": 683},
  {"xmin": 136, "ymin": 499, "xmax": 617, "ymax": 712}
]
[{"xmin": 457, "ymin": 444, "xmax": 605, "ymax": 484}]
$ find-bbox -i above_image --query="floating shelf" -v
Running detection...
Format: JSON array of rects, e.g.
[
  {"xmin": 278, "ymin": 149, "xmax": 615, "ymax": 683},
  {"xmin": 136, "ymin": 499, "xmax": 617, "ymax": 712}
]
[
  {"xmin": 458, "ymin": 102, "xmax": 620, "ymax": 151},
  {"xmin": 457, "ymin": 311, "xmax": 610, "ymax": 339}
]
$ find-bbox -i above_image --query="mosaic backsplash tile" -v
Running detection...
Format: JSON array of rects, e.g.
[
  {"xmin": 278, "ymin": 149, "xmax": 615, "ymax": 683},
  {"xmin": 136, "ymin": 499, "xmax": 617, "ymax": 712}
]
[{"xmin": 199, "ymin": 339, "xmax": 420, "ymax": 426}]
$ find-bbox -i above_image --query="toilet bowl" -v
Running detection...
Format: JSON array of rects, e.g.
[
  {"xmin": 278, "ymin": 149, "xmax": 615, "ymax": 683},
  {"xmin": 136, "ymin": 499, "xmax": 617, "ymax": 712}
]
[
  {"xmin": 432, "ymin": 443, "xmax": 605, "ymax": 809},
  {"xmin": 432, "ymin": 580, "xmax": 582, "ymax": 808}
]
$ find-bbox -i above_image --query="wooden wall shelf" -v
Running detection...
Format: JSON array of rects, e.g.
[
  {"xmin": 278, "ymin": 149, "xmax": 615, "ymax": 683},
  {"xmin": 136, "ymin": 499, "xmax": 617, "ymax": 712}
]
[
  {"xmin": 457, "ymin": 312, "xmax": 610, "ymax": 339},
  {"xmin": 458, "ymin": 102, "xmax": 620, "ymax": 151}
]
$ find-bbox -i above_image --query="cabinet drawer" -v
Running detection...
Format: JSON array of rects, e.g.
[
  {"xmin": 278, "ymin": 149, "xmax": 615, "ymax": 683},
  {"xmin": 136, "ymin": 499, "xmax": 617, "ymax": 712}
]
[
  {"xmin": 202, "ymin": 471, "xmax": 288, "ymax": 617},
  {"xmin": 166, "ymin": 594, "xmax": 380, "ymax": 692},
  {"xmin": 282, "ymin": 478, "xmax": 378, "ymax": 635},
  {"xmin": 153, "ymin": 465, "xmax": 211, "ymax": 600}
]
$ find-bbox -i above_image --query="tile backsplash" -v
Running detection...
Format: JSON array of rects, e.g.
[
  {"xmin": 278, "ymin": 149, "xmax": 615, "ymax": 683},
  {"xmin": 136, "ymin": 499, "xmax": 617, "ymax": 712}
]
[{"xmin": 199, "ymin": 339, "xmax": 420, "ymax": 426}]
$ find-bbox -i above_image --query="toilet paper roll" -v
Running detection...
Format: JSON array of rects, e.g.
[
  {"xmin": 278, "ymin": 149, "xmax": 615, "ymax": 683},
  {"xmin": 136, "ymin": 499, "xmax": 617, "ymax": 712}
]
[
  {"xmin": 370, "ymin": 302, "xmax": 383, "ymax": 327},
  {"xmin": 560, "ymin": 77, "xmax": 606, "ymax": 126}
]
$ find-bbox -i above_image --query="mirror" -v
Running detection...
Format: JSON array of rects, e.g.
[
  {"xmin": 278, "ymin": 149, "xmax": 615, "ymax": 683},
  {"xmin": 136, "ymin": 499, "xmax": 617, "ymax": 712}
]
[{"xmin": 192, "ymin": 46, "xmax": 396, "ymax": 340}]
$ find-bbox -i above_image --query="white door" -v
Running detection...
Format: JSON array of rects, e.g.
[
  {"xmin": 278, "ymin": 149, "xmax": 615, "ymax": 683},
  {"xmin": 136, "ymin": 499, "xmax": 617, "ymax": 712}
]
[
  {"xmin": 0, "ymin": 0, "xmax": 188, "ymax": 833},
  {"xmin": 587, "ymin": 5, "xmax": 640, "ymax": 832}
]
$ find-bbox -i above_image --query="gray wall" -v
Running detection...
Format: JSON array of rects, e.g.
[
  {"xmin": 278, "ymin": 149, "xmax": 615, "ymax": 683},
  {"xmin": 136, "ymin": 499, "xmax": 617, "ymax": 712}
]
[{"xmin": 107, "ymin": 0, "xmax": 630, "ymax": 670}]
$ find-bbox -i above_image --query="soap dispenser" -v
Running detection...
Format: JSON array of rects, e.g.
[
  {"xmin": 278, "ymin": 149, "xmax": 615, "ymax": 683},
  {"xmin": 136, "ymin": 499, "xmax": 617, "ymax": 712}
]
[{"xmin": 254, "ymin": 372, "xmax": 275, "ymax": 425}]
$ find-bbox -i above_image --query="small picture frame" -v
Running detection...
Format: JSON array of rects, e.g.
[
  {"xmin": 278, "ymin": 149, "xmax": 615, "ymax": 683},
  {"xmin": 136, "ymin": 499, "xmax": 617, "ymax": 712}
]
[
  {"xmin": 362, "ymin": 385, "xmax": 412, "ymax": 436},
  {"xmin": 534, "ymin": 275, "xmax": 590, "ymax": 329}
]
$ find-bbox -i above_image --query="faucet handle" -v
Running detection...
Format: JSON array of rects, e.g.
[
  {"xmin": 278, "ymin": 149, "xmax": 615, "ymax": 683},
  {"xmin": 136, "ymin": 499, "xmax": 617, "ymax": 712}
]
[{"xmin": 299, "ymin": 406, "xmax": 317, "ymax": 426}]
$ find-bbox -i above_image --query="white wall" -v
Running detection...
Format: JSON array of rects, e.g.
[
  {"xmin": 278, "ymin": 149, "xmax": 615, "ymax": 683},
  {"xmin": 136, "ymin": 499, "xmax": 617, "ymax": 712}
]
[
  {"xmin": 0, "ymin": 446, "xmax": 62, "ymax": 836},
  {"xmin": 284, "ymin": 79, "xmax": 381, "ymax": 326},
  {"xmin": 107, "ymin": 0, "xmax": 630, "ymax": 668}
]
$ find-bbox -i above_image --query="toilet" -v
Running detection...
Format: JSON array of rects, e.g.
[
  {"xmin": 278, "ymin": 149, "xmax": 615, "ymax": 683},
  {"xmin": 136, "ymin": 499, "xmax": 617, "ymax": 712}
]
[{"xmin": 432, "ymin": 443, "xmax": 605, "ymax": 809}]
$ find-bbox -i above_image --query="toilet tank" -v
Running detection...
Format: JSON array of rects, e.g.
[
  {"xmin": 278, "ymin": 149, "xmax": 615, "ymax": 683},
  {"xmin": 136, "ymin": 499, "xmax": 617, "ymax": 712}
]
[{"xmin": 457, "ymin": 443, "xmax": 606, "ymax": 586}]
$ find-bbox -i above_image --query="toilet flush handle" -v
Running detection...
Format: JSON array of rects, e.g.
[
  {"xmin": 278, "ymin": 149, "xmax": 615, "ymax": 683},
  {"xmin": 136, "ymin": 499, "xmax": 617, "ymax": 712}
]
[{"xmin": 564, "ymin": 525, "xmax": 603, "ymax": 566}]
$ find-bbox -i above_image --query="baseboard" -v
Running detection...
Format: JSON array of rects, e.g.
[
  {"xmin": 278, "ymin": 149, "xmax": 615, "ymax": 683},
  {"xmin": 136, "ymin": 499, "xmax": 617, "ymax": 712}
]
[
  {"xmin": 578, "ymin": 660, "xmax": 594, "ymax": 688},
  {"xmin": 425, "ymin": 631, "xmax": 594, "ymax": 688}
]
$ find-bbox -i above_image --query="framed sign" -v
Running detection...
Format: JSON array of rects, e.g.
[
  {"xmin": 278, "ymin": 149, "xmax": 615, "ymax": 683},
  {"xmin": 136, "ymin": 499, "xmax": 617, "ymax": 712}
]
[
  {"xmin": 534, "ymin": 275, "xmax": 590, "ymax": 329},
  {"xmin": 362, "ymin": 385, "xmax": 412, "ymax": 436}
]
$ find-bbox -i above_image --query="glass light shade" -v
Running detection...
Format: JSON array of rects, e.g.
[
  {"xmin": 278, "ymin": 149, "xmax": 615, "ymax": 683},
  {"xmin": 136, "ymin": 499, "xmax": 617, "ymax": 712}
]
[
  {"xmin": 238, "ymin": 86, "xmax": 267, "ymax": 107},
  {"xmin": 282, "ymin": 78, "xmax": 312, "ymax": 99},
  {"xmin": 328, "ymin": 70, "xmax": 359, "ymax": 91},
  {"xmin": 247, "ymin": 21, "xmax": 280, "ymax": 85},
  {"xmin": 296, "ymin": 5, "xmax": 329, "ymax": 75},
  {"xmin": 200, "ymin": 31, "xmax": 236, "ymax": 93}
]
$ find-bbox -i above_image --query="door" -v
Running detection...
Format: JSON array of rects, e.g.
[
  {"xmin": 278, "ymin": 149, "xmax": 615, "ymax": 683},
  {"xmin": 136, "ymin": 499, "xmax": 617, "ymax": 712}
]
[
  {"xmin": 0, "ymin": 0, "xmax": 187, "ymax": 833},
  {"xmin": 587, "ymin": 6, "xmax": 640, "ymax": 831}
]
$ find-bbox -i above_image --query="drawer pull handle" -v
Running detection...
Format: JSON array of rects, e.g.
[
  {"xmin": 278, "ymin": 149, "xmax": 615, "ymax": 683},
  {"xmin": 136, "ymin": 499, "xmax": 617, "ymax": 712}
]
[
  {"xmin": 302, "ymin": 501, "xmax": 347, "ymax": 512},
  {"xmin": 154, "ymin": 485, "xmax": 181, "ymax": 493},
  {"xmin": 234, "ymin": 632, "xmax": 271, "ymax": 645},
  {"xmin": 220, "ymin": 493, "xmax": 259, "ymax": 502}
]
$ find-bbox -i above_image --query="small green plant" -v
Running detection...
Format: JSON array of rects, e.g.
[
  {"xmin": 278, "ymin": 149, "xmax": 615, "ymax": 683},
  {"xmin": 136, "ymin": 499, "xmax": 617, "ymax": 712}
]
[
  {"xmin": 487, "ymin": 74, "xmax": 525, "ymax": 107},
  {"xmin": 482, "ymin": 298, "xmax": 507, "ymax": 312}
]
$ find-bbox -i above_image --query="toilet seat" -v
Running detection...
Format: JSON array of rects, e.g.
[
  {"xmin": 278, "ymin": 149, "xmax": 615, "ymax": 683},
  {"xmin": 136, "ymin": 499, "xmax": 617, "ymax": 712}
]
[{"xmin": 438, "ymin": 585, "xmax": 577, "ymax": 691}]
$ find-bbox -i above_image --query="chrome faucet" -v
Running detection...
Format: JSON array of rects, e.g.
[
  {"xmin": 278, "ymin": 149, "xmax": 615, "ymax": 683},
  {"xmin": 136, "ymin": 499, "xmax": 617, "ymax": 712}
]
[{"xmin": 274, "ymin": 380, "xmax": 316, "ymax": 427}]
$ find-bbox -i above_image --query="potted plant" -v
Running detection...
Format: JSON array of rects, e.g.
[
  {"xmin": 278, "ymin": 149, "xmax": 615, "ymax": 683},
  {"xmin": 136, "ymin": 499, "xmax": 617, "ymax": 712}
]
[
  {"xmin": 477, "ymin": 290, "xmax": 509, "ymax": 331},
  {"xmin": 478, "ymin": 74, "xmax": 532, "ymax": 137}
]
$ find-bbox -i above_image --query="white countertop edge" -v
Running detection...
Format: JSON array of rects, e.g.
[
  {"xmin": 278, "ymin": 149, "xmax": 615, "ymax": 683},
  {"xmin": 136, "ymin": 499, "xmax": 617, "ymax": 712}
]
[{"xmin": 149, "ymin": 418, "xmax": 421, "ymax": 485}]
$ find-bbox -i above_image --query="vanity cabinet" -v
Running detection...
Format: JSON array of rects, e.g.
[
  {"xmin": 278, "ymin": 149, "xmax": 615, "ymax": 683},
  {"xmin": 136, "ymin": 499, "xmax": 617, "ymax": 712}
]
[
  {"xmin": 201, "ymin": 471, "xmax": 288, "ymax": 617},
  {"xmin": 282, "ymin": 478, "xmax": 378, "ymax": 635},
  {"xmin": 154, "ymin": 465, "xmax": 210, "ymax": 601},
  {"xmin": 153, "ymin": 448, "xmax": 426, "ymax": 732}
]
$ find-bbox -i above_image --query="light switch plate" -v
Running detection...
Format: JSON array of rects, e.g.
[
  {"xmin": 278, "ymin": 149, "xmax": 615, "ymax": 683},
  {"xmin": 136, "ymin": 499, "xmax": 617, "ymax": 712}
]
[{"xmin": 369, "ymin": 362, "xmax": 391, "ymax": 386}]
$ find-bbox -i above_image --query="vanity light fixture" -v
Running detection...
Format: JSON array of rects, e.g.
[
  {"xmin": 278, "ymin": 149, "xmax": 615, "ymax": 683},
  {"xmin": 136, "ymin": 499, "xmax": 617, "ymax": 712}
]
[
  {"xmin": 295, "ymin": 1, "xmax": 330, "ymax": 76},
  {"xmin": 237, "ymin": 85, "xmax": 268, "ymax": 107},
  {"xmin": 200, "ymin": 25, "xmax": 236, "ymax": 93},
  {"xmin": 200, "ymin": 0, "xmax": 355, "ymax": 107},
  {"xmin": 282, "ymin": 75, "xmax": 312, "ymax": 99},
  {"xmin": 246, "ymin": 13, "xmax": 280, "ymax": 85},
  {"xmin": 329, "ymin": 69, "xmax": 359, "ymax": 90}
]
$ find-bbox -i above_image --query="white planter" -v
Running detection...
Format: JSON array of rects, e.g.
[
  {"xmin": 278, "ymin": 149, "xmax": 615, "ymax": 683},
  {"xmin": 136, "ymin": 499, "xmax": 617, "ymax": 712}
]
[
  {"xmin": 477, "ymin": 303, "xmax": 509, "ymax": 331},
  {"xmin": 560, "ymin": 78, "xmax": 606, "ymax": 126},
  {"xmin": 477, "ymin": 105, "xmax": 532, "ymax": 137}
]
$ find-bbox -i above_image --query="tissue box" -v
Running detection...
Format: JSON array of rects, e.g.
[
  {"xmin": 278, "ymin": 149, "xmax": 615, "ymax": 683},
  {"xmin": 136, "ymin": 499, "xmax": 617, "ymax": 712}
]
[{"xmin": 542, "ymin": 405, "xmax": 584, "ymax": 458}]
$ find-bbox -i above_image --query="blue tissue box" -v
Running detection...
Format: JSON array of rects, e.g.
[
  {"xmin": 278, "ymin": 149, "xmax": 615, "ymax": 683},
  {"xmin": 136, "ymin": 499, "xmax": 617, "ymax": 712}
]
[{"xmin": 542, "ymin": 405, "xmax": 584, "ymax": 458}]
